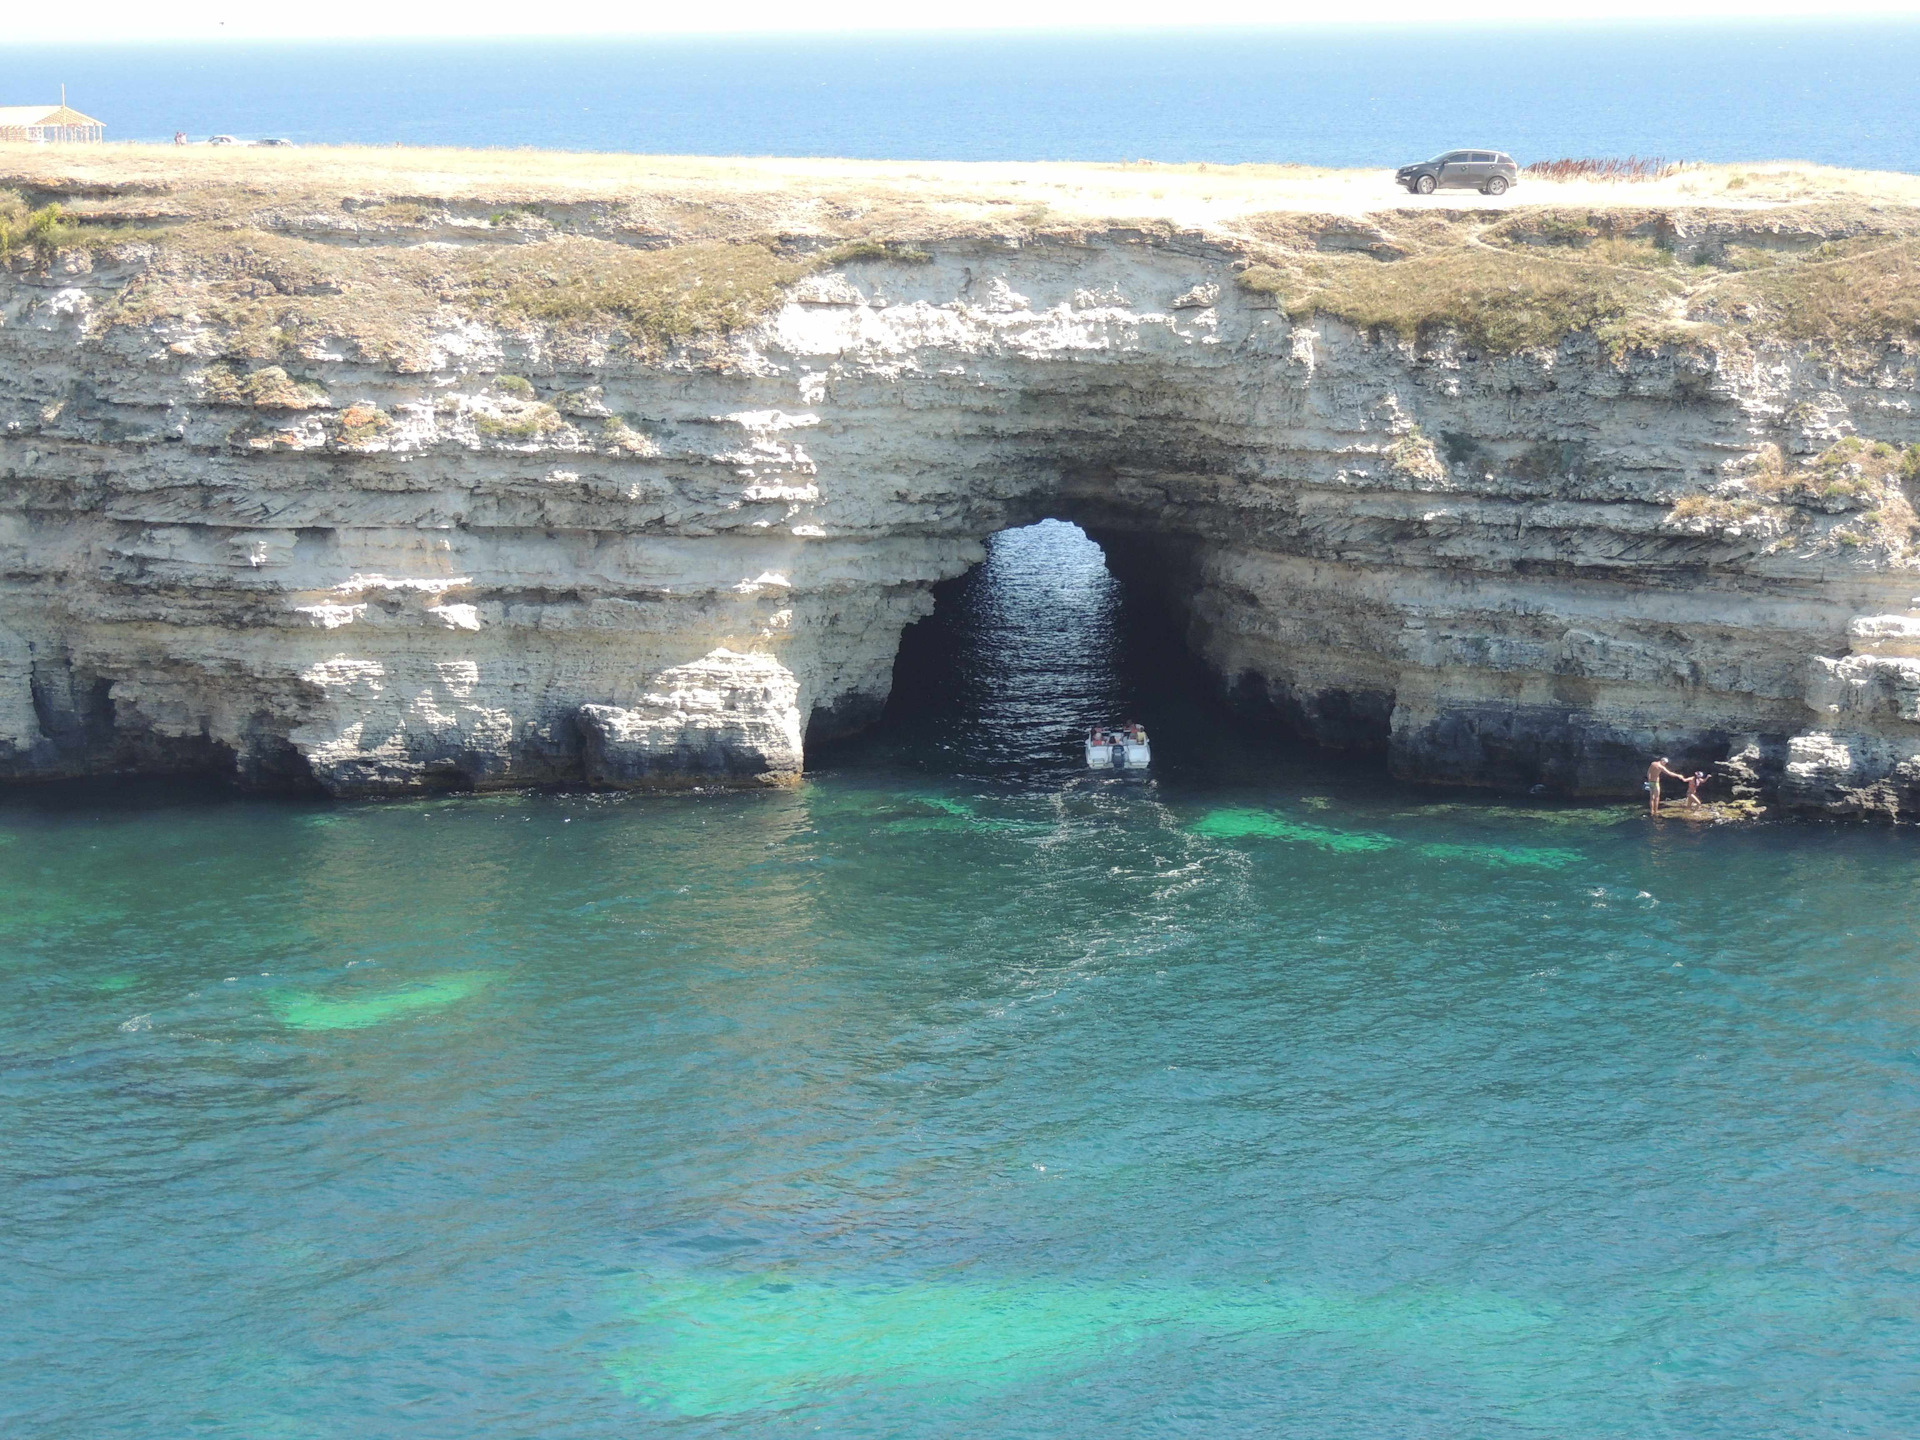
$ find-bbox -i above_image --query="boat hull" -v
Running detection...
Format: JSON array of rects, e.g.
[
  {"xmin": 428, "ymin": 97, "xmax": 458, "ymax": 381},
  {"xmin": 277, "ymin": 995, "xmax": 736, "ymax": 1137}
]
[{"xmin": 1085, "ymin": 741, "xmax": 1151, "ymax": 771}]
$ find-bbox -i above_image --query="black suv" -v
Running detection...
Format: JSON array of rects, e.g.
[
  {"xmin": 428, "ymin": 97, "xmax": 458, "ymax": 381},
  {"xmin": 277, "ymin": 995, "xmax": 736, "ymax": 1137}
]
[{"xmin": 1396, "ymin": 151, "xmax": 1519, "ymax": 196}]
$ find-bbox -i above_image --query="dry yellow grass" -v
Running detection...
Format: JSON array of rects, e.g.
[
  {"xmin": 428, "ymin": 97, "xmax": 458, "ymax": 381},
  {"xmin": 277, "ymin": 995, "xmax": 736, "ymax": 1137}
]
[
  {"xmin": 1719, "ymin": 238, "xmax": 1920, "ymax": 346},
  {"xmin": 482, "ymin": 239, "xmax": 811, "ymax": 355},
  {"xmin": 1241, "ymin": 246, "xmax": 1688, "ymax": 353},
  {"xmin": 6, "ymin": 144, "xmax": 1920, "ymax": 359}
]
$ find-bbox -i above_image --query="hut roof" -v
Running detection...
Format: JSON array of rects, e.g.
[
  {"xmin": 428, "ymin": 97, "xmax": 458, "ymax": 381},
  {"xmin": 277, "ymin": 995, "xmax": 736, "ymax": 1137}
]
[{"xmin": 0, "ymin": 104, "xmax": 105, "ymax": 128}]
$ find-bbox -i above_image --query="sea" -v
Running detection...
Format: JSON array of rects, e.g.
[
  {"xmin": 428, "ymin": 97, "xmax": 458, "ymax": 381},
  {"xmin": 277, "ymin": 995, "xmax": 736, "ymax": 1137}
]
[
  {"xmin": 7, "ymin": 521, "xmax": 1920, "ymax": 1436},
  {"xmin": 8, "ymin": 24, "xmax": 1920, "ymax": 1436},
  {"xmin": 3, "ymin": 22, "xmax": 1920, "ymax": 169}
]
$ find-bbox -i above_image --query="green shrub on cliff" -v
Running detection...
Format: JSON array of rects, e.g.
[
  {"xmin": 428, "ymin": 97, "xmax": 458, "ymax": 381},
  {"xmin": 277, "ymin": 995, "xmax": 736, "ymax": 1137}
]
[
  {"xmin": 1668, "ymin": 492, "xmax": 1767, "ymax": 528},
  {"xmin": 1747, "ymin": 437, "xmax": 1914, "ymax": 512},
  {"xmin": 821, "ymin": 239, "xmax": 932, "ymax": 265},
  {"xmin": 335, "ymin": 403, "xmax": 393, "ymax": 446},
  {"xmin": 24, "ymin": 202, "xmax": 74, "ymax": 260},
  {"xmin": 1234, "ymin": 264, "xmax": 1289, "ymax": 301},
  {"xmin": 601, "ymin": 416, "xmax": 658, "ymax": 455},
  {"xmin": 201, "ymin": 363, "xmax": 329, "ymax": 409},
  {"xmin": 1485, "ymin": 211, "xmax": 1607, "ymax": 248},
  {"xmin": 0, "ymin": 198, "xmax": 77, "ymax": 264},
  {"xmin": 1667, "ymin": 437, "xmax": 1920, "ymax": 555},
  {"xmin": 244, "ymin": 366, "xmax": 329, "ymax": 409},
  {"xmin": 475, "ymin": 403, "xmax": 563, "ymax": 439},
  {"xmin": 0, "ymin": 194, "xmax": 163, "ymax": 266},
  {"xmin": 0, "ymin": 190, "xmax": 27, "ymax": 260}
]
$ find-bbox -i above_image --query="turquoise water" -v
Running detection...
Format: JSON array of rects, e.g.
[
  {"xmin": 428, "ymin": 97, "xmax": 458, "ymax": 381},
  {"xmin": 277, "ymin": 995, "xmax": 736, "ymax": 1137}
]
[
  {"xmin": 7, "ymin": 524, "xmax": 1920, "ymax": 1436},
  {"xmin": 6, "ymin": 23, "xmax": 1920, "ymax": 169}
]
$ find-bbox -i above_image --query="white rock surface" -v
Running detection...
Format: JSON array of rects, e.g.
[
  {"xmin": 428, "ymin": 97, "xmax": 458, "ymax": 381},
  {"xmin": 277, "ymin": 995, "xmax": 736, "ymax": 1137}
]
[
  {"xmin": 5, "ymin": 235, "xmax": 1920, "ymax": 812},
  {"xmin": 579, "ymin": 649, "xmax": 803, "ymax": 787}
]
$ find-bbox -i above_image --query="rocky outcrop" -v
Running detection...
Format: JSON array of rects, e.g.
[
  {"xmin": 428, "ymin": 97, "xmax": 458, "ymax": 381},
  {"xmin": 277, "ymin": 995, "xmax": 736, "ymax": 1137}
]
[
  {"xmin": 578, "ymin": 649, "xmax": 803, "ymax": 788},
  {"xmin": 6, "ymin": 158, "xmax": 1920, "ymax": 813}
]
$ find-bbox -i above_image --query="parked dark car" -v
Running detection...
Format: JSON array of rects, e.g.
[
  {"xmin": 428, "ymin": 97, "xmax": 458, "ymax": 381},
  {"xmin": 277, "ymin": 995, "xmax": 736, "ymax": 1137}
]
[{"xmin": 1396, "ymin": 151, "xmax": 1519, "ymax": 196}]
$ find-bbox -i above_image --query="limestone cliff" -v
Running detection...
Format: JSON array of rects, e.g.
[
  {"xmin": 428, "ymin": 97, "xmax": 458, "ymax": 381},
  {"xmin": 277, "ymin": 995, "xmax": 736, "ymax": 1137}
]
[{"xmin": 5, "ymin": 149, "xmax": 1920, "ymax": 815}]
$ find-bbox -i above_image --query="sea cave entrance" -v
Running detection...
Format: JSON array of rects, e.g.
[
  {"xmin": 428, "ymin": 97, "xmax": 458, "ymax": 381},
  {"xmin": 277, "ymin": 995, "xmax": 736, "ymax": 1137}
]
[{"xmin": 840, "ymin": 520, "xmax": 1209, "ymax": 783}]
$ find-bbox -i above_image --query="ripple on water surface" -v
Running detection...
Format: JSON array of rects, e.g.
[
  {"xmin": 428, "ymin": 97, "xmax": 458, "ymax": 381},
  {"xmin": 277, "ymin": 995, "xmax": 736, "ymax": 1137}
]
[{"xmin": 5, "ymin": 524, "xmax": 1920, "ymax": 1437}]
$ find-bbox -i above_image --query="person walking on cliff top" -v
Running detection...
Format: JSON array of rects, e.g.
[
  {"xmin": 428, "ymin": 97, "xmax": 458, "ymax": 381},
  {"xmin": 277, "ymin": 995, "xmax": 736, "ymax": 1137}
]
[{"xmin": 1646, "ymin": 757, "xmax": 1689, "ymax": 816}]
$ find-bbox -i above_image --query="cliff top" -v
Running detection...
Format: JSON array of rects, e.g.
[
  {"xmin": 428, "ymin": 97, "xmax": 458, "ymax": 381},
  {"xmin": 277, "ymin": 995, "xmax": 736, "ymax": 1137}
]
[
  {"xmin": 6, "ymin": 144, "xmax": 1920, "ymax": 234},
  {"xmin": 5, "ymin": 144, "xmax": 1919, "ymax": 362}
]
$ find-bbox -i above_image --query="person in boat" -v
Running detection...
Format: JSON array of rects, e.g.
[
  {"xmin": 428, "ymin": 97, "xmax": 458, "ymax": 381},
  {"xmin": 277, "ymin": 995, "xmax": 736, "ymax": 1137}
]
[{"xmin": 1645, "ymin": 756, "xmax": 1689, "ymax": 815}]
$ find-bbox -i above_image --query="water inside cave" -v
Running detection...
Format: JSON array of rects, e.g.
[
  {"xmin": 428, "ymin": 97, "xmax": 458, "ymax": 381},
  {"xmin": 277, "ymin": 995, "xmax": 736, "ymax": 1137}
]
[{"xmin": 843, "ymin": 519, "xmax": 1258, "ymax": 786}]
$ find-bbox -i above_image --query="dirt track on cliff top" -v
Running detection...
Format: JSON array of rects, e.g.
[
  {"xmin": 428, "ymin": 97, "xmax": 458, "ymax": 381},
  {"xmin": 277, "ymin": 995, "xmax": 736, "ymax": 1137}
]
[{"xmin": 6, "ymin": 144, "xmax": 1919, "ymax": 236}]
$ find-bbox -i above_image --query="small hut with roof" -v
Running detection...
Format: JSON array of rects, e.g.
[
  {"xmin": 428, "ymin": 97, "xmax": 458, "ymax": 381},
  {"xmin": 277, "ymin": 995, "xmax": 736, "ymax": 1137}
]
[{"xmin": 0, "ymin": 91, "xmax": 105, "ymax": 144}]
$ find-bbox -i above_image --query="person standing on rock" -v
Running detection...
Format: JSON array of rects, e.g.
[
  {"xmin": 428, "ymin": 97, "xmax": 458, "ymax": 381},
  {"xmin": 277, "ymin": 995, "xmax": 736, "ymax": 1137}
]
[
  {"xmin": 1645, "ymin": 757, "xmax": 1689, "ymax": 816},
  {"xmin": 1685, "ymin": 771, "xmax": 1709, "ymax": 809}
]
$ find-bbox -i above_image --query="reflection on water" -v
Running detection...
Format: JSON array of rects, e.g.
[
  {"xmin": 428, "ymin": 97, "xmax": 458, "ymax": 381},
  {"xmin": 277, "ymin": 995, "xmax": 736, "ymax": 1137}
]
[
  {"xmin": 5, "ymin": 524, "xmax": 1920, "ymax": 1437},
  {"xmin": 870, "ymin": 519, "xmax": 1145, "ymax": 781}
]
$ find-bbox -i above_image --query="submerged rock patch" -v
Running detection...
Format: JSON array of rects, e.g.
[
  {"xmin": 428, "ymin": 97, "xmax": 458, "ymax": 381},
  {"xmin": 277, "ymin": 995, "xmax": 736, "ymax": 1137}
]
[
  {"xmin": 607, "ymin": 1268, "xmax": 1552, "ymax": 1416},
  {"xmin": 1192, "ymin": 808, "xmax": 1582, "ymax": 869},
  {"xmin": 271, "ymin": 972, "xmax": 493, "ymax": 1031}
]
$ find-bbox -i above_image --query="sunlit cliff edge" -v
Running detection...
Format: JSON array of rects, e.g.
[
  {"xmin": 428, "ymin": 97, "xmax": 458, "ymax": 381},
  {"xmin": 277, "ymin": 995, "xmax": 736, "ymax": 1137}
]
[{"xmin": 6, "ymin": 145, "xmax": 1920, "ymax": 815}]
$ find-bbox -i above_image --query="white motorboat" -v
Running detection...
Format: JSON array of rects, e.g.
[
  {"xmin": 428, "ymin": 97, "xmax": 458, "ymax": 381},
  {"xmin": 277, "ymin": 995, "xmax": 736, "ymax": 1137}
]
[{"xmin": 1085, "ymin": 723, "xmax": 1151, "ymax": 771}]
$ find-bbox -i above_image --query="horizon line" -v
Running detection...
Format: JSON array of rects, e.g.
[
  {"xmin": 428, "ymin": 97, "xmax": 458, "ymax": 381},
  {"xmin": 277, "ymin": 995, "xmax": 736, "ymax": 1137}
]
[{"xmin": 9, "ymin": 12, "xmax": 1920, "ymax": 47}]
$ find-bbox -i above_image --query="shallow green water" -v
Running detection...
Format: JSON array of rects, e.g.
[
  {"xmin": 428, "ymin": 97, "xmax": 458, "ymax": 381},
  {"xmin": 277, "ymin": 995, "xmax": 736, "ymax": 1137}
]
[{"xmin": 6, "ymin": 524, "xmax": 1920, "ymax": 1436}]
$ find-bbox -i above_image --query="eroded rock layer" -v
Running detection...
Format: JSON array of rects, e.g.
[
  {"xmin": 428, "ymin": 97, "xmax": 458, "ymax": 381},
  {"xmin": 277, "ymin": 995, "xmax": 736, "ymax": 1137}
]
[{"xmin": 6, "ymin": 158, "xmax": 1920, "ymax": 814}]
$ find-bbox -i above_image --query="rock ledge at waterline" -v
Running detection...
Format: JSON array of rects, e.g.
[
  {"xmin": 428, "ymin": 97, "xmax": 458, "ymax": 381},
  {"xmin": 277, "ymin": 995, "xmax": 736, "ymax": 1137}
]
[{"xmin": 6, "ymin": 147, "xmax": 1920, "ymax": 816}]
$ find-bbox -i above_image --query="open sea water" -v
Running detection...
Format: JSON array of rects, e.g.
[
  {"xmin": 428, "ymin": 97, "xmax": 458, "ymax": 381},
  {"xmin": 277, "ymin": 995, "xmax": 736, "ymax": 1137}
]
[
  {"xmin": 5, "ymin": 521, "xmax": 1920, "ymax": 1436},
  {"xmin": 4, "ymin": 22, "xmax": 1920, "ymax": 170}
]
